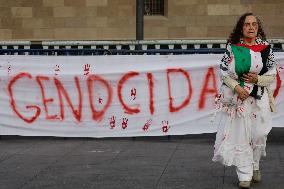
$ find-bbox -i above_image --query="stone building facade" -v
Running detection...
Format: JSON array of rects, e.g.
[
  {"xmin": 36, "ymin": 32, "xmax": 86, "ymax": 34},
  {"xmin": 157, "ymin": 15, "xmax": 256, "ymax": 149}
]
[{"xmin": 0, "ymin": 0, "xmax": 283, "ymax": 41}]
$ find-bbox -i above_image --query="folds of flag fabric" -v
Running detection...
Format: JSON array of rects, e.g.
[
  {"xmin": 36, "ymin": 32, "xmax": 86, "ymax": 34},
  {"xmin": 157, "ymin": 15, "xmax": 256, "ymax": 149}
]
[{"xmin": 230, "ymin": 44, "xmax": 271, "ymax": 97}]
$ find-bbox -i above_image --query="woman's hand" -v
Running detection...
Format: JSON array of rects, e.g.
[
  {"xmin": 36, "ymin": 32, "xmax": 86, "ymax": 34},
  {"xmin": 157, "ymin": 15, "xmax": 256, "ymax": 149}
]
[
  {"xmin": 234, "ymin": 85, "xmax": 250, "ymax": 101},
  {"xmin": 242, "ymin": 73, "xmax": 258, "ymax": 84}
]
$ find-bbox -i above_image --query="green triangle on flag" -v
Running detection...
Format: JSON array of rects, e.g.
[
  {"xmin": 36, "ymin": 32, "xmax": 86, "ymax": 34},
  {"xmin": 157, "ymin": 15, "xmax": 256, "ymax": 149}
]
[{"xmin": 231, "ymin": 45, "xmax": 251, "ymax": 87}]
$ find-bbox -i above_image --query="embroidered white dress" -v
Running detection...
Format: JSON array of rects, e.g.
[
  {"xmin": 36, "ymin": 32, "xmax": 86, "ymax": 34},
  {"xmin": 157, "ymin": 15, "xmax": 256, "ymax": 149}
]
[{"xmin": 212, "ymin": 38, "xmax": 276, "ymax": 171}]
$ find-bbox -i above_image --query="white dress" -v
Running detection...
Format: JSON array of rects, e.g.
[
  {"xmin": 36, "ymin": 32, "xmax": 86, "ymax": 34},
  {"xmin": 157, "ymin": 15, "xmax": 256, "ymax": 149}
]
[{"xmin": 212, "ymin": 38, "xmax": 276, "ymax": 171}]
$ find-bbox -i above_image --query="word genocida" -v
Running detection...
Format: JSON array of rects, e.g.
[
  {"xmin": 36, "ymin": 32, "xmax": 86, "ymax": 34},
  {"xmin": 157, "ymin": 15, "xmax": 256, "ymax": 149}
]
[{"xmin": 6, "ymin": 67, "xmax": 282, "ymax": 124}]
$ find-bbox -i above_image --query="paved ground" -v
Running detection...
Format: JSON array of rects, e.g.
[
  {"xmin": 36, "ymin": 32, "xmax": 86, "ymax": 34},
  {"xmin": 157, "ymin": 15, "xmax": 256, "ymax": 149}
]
[{"xmin": 0, "ymin": 128, "xmax": 283, "ymax": 189}]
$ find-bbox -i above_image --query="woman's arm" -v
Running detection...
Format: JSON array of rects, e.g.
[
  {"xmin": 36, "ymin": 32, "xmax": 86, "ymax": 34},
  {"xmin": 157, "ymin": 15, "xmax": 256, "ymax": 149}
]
[
  {"xmin": 222, "ymin": 75, "xmax": 239, "ymax": 91},
  {"xmin": 257, "ymin": 75, "xmax": 276, "ymax": 87}
]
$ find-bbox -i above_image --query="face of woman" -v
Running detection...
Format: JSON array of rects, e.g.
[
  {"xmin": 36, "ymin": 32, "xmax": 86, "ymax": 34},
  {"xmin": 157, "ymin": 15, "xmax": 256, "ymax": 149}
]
[{"xmin": 242, "ymin": 15, "xmax": 258, "ymax": 40}]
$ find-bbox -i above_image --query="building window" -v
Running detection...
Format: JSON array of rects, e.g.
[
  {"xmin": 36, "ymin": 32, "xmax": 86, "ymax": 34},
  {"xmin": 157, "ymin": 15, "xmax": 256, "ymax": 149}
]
[{"xmin": 144, "ymin": 0, "xmax": 164, "ymax": 16}]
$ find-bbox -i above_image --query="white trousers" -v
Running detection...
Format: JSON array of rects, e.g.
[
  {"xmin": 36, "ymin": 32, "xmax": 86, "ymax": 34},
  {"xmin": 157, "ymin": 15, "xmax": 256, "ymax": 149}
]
[
  {"xmin": 236, "ymin": 164, "xmax": 253, "ymax": 181},
  {"xmin": 236, "ymin": 140, "xmax": 266, "ymax": 181}
]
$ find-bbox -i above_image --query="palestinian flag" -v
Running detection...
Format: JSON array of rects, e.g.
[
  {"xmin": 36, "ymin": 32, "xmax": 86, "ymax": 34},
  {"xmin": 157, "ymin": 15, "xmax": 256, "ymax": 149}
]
[{"xmin": 230, "ymin": 44, "xmax": 270, "ymax": 98}]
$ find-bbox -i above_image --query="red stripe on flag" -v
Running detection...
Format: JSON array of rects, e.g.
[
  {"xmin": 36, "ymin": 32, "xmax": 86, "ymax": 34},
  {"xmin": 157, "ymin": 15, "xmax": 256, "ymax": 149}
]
[{"xmin": 235, "ymin": 44, "xmax": 268, "ymax": 52}]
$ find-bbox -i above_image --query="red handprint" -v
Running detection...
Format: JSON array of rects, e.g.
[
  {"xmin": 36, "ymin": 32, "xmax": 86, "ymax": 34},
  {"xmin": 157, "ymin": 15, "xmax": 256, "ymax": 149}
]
[
  {"xmin": 84, "ymin": 64, "xmax": 90, "ymax": 75},
  {"xmin": 109, "ymin": 116, "xmax": 116, "ymax": 129},
  {"xmin": 98, "ymin": 97, "xmax": 103, "ymax": 104},
  {"xmin": 54, "ymin": 65, "xmax": 60, "ymax": 76},
  {"xmin": 131, "ymin": 88, "xmax": 137, "ymax": 100},
  {"xmin": 142, "ymin": 119, "xmax": 152, "ymax": 131},
  {"xmin": 161, "ymin": 120, "xmax": 170, "ymax": 133},
  {"xmin": 122, "ymin": 118, "xmax": 128, "ymax": 129},
  {"xmin": 7, "ymin": 65, "xmax": 11, "ymax": 74}
]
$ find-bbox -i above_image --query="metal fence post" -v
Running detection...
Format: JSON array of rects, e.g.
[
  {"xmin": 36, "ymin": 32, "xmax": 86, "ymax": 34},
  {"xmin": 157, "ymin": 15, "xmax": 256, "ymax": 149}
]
[{"xmin": 136, "ymin": 0, "xmax": 144, "ymax": 50}]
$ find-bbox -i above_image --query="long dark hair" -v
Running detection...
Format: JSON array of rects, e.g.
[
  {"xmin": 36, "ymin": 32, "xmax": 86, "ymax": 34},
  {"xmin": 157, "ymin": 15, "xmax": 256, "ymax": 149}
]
[{"xmin": 227, "ymin": 13, "xmax": 266, "ymax": 44}]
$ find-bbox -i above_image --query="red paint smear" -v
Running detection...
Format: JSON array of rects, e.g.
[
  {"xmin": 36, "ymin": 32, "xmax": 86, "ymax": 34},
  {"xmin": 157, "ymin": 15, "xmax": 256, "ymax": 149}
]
[
  {"xmin": 167, "ymin": 68, "xmax": 192, "ymax": 113},
  {"xmin": 36, "ymin": 76, "xmax": 59, "ymax": 120},
  {"xmin": 198, "ymin": 67, "xmax": 218, "ymax": 110},
  {"xmin": 8, "ymin": 73, "xmax": 41, "ymax": 123},
  {"xmin": 147, "ymin": 73, "xmax": 154, "ymax": 115},
  {"xmin": 54, "ymin": 76, "xmax": 83, "ymax": 122},
  {"xmin": 274, "ymin": 69, "xmax": 282, "ymax": 98},
  {"xmin": 87, "ymin": 75, "xmax": 113, "ymax": 122},
  {"xmin": 117, "ymin": 71, "xmax": 140, "ymax": 114}
]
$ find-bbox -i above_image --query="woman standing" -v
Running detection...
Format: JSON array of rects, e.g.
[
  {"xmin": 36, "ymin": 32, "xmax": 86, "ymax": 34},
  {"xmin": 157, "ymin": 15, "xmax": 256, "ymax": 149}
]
[{"xmin": 212, "ymin": 13, "xmax": 277, "ymax": 188}]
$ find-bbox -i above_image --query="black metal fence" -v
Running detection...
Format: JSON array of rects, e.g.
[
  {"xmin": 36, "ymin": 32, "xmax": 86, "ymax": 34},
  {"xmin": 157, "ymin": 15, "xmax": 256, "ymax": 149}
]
[{"xmin": 0, "ymin": 47, "xmax": 283, "ymax": 56}]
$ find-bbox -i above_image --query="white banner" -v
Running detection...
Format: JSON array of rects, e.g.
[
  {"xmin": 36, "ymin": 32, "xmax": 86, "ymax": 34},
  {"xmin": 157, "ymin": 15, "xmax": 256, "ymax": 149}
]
[{"xmin": 0, "ymin": 54, "xmax": 283, "ymax": 137}]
